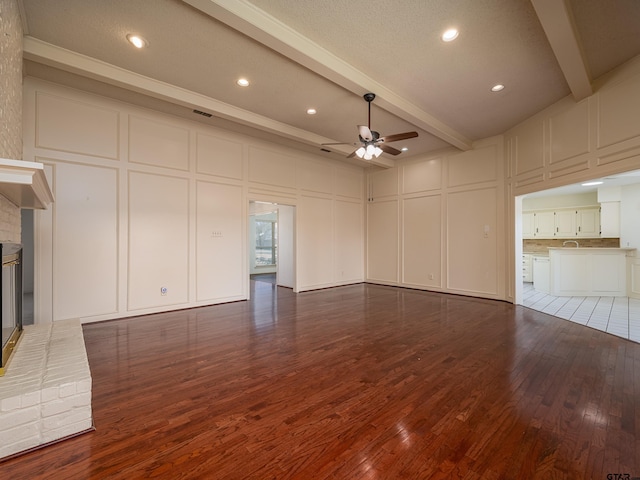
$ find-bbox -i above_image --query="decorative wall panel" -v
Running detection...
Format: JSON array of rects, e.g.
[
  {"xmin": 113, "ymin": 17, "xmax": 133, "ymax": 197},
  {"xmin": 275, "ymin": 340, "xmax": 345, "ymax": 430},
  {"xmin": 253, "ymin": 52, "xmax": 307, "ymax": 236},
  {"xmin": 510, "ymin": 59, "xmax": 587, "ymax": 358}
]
[
  {"xmin": 448, "ymin": 145, "xmax": 497, "ymax": 187},
  {"xmin": 447, "ymin": 188, "xmax": 498, "ymax": 294},
  {"xmin": 248, "ymin": 146, "xmax": 296, "ymax": 188},
  {"xmin": 402, "ymin": 195, "xmax": 441, "ymax": 286},
  {"xmin": 297, "ymin": 159, "xmax": 333, "ymax": 194},
  {"xmin": 53, "ymin": 163, "xmax": 118, "ymax": 319},
  {"xmin": 334, "ymin": 200, "xmax": 363, "ymax": 283},
  {"xmin": 128, "ymin": 172, "xmax": 189, "ymax": 310},
  {"xmin": 129, "ymin": 115, "xmax": 189, "ymax": 171},
  {"xmin": 598, "ymin": 74, "xmax": 640, "ymax": 148},
  {"xmin": 513, "ymin": 121, "xmax": 544, "ymax": 176},
  {"xmin": 335, "ymin": 167, "xmax": 363, "ymax": 199},
  {"xmin": 196, "ymin": 181, "xmax": 244, "ymax": 301},
  {"xmin": 298, "ymin": 195, "xmax": 334, "ymax": 288},
  {"xmin": 36, "ymin": 92, "xmax": 119, "ymax": 160},
  {"xmin": 196, "ymin": 132, "xmax": 243, "ymax": 180},
  {"xmin": 402, "ymin": 158, "xmax": 442, "ymax": 194},
  {"xmin": 550, "ymin": 100, "xmax": 589, "ymax": 163},
  {"xmin": 367, "ymin": 199, "xmax": 398, "ymax": 283}
]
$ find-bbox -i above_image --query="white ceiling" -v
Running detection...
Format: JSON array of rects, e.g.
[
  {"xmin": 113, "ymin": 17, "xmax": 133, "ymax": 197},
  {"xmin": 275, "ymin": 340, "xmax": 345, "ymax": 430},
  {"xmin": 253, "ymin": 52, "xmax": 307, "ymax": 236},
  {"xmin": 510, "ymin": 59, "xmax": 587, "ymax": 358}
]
[{"xmin": 18, "ymin": 0, "xmax": 640, "ymax": 170}]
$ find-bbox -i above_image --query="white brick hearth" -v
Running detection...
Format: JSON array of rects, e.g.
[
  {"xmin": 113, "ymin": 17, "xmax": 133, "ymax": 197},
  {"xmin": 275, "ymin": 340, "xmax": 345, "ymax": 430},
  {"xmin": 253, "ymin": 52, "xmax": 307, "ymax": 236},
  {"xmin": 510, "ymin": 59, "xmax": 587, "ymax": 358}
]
[{"xmin": 0, "ymin": 319, "xmax": 93, "ymax": 459}]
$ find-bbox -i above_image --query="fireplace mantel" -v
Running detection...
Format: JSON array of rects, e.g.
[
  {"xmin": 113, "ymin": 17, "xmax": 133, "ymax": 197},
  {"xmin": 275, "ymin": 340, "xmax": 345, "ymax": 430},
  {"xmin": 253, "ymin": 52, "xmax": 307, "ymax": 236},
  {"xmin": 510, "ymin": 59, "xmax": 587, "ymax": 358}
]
[{"xmin": 0, "ymin": 158, "xmax": 54, "ymax": 209}]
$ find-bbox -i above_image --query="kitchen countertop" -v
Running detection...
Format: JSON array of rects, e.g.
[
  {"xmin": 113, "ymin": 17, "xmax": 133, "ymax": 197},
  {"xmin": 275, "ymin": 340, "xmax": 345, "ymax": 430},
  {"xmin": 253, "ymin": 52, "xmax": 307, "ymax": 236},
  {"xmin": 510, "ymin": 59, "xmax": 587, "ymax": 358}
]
[{"xmin": 547, "ymin": 247, "xmax": 636, "ymax": 251}]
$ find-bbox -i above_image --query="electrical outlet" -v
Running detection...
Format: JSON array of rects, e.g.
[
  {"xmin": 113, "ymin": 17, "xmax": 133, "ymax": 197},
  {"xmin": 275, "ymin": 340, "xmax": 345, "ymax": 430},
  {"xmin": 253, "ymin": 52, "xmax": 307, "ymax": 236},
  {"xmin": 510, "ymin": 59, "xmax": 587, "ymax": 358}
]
[{"xmin": 160, "ymin": 287, "xmax": 167, "ymax": 296}]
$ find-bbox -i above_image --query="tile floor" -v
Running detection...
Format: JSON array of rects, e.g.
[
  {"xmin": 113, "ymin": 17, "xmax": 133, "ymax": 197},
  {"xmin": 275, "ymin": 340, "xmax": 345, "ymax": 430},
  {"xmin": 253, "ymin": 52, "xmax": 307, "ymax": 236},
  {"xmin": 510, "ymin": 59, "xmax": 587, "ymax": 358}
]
[{"xmin": 522, "ymin": 282, "xmax": 640, "ymax": 343}]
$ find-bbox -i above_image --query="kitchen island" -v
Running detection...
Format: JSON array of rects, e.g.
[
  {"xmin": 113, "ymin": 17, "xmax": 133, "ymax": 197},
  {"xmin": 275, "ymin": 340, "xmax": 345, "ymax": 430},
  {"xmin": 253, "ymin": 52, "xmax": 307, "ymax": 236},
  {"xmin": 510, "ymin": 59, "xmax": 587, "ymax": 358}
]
[{"xmin": 548, "ymin": 247, "xmax": 636, "ymax": 296}]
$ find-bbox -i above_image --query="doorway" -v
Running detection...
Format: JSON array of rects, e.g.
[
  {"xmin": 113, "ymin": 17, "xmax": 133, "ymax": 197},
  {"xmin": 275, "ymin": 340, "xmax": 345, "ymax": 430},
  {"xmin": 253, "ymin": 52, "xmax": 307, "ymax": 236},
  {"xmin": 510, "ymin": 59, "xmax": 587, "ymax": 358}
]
[{"xmin": 248, "ymin": 201, "xmax": 295, "ymax": 292}]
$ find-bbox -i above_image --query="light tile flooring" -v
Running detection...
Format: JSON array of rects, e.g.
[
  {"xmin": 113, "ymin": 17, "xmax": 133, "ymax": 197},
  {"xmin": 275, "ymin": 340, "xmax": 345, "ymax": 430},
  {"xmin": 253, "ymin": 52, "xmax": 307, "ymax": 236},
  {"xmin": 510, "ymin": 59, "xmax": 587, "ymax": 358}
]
[{"xmin": 522, "ymin": 282, "xmax": 640, "ymax": 343}]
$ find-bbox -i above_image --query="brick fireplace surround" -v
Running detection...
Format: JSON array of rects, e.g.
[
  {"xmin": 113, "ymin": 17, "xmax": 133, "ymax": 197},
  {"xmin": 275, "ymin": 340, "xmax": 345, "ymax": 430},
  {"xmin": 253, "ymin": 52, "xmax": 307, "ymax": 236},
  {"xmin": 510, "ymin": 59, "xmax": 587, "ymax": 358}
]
[{"xmin": 0, "ymin": 319, "xmax": 93, "ymax": 459}]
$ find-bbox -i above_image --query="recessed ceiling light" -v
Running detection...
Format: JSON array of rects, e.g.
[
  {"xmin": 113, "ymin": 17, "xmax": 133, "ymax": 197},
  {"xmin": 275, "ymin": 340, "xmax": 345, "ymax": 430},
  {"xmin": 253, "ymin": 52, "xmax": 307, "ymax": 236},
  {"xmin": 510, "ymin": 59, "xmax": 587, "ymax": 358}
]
[
  {"xmin": 581, "ymin": 181, "xmax": 603, "ymax": 186},
  {"xmin": 237, "ymin": 78, "xmax": 250, "ymax": 87},
  {"xmin": 306, "ymin": 108, "xmax": 317, "ymax": 115},
  {"xmin": 401, "ymin": 147, "xmax": 408, "ymax": 152},
  {"xmin": 442, "ymin": 28, "xmax": 459, "ymax": 42},
  {"xmin": 126, "ymin": 34, "xmax": 147, "ymax": 49},
  {"xmin": 491, "ymin": 84, "xmax": 505, "ymax": 92}
]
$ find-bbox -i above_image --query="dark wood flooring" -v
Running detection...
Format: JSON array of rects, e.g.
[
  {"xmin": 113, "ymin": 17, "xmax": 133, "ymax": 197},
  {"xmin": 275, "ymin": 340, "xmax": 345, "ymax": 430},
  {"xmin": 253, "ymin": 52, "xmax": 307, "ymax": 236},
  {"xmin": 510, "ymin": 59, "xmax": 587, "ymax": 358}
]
[{"xmin": 2, "ymin": 282, "xmax": 639, "ymax": 479}]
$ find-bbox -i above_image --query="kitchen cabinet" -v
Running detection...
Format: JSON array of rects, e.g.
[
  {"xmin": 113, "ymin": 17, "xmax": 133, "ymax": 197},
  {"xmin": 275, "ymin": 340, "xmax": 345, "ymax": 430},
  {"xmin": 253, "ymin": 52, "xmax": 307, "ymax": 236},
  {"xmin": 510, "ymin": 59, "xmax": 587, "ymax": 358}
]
[
  {"xmin": 600, "ymin": 202, "xmax": 620, "ymax": 237},
  {"xmin": 533, "ymin": 256, "xmax": 549, "ymax": 293},
  {"xmin": 554, "ymin": 209, "xmax": 576, "ymax": 237},
  {"xmin": 524, "ymin": 206, "xmax": 601, "ymax": 239},
  {"xmin": 534, "ymin": 211, "xmax": 555, "ymax": 238},
  {"xmin": 548, "ymin": 247, "xmax": 635, "ymax": 296},
  {"xmin": 522, "ymin": 254, "xmax": 532, "ymax": 282},
  {"xmin": 576, "ymin": 207, "xmax": 600, "ymax": 237},
  {"xmin": 522, "ymin": 213, "xmax": 535, "ymax": 239}
]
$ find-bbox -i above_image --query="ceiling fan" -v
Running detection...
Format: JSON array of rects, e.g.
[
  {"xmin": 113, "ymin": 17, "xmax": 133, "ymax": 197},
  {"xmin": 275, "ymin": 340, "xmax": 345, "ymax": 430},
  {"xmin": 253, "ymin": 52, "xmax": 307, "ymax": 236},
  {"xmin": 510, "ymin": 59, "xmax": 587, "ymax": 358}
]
[{"xmin": 323, "ymin": 93, "xmax": 418, "ymax": 160}]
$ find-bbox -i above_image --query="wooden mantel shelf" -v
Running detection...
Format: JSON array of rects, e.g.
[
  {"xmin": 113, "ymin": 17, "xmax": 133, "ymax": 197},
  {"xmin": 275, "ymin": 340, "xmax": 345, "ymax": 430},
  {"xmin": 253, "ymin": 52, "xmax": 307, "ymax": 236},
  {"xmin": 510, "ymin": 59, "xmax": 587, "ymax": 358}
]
[{"xmin": 0, "ymin": 158, "xmax": 54, "ymax": 209}]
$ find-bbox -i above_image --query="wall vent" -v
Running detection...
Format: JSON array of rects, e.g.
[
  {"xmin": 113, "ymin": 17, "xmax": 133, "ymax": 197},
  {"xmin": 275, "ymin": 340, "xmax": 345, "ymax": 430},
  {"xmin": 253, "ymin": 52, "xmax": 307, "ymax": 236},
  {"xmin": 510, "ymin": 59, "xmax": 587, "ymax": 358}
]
[{"xmin": 193, "ymin": 109, "xmax": 213, "ymax": 117}]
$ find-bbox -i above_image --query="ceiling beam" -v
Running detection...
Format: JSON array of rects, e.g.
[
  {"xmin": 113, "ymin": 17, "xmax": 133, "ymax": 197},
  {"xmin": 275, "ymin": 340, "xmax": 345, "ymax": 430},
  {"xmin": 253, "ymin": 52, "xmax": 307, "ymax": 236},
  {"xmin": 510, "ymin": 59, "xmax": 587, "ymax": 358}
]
[
  {"xmin": 182, "ymin": 0, "xmax": 472, "ymax": 152},
  {"xmin": 531, "ymin": 0, "xmax": 592, "ymax": 101}
]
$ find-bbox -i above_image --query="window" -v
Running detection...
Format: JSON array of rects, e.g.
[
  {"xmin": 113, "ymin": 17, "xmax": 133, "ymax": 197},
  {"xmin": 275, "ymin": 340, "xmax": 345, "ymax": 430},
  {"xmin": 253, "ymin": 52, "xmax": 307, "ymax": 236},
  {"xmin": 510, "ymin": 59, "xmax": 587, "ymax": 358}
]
[{"xmin": 255, "ymin": 219, "xmax": 277, "ymax": 266}]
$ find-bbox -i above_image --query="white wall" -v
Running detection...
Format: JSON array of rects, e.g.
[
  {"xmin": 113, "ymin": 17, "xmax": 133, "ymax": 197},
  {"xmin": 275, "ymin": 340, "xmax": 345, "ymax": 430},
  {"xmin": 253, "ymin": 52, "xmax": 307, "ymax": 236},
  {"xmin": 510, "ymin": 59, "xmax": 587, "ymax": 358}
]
[
  {"xmin": 23, "ymin": 78, "xmax": 364, "ymax": 323},
  {"xmin": 365, "ymin": 138, "xmax": 506, "ymax": 300}
]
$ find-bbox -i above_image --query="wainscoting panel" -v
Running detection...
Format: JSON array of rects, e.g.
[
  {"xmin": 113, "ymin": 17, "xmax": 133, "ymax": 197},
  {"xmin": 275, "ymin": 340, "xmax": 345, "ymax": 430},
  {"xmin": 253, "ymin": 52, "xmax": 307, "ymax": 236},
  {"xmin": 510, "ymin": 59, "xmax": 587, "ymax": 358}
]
[
  {"xmin": 447, "ymin": 144, "xmax": 498, "ymax": 187},
  {"xmin": 196, "ymin": 132, "xmax": 244, "ymax": 180},
  {"xmin": 128, "ymin": 172, "xmax": 189, "ymax": 310},
  {"xmin": 367, "ymin": 199, "xmax": 398, "ymax": 283},
  {"xmin": 297, "ymin": 159, "xmax": 333, "ymax": 195},
  {"xmin": 447, "ymin": 187, "xmax": 498, "ymax": 295},
  {"xmin": 53, "ymin": 162, "xmax": 118, "ymax": 320},
  {"xmin": 196, "ymin": 181, "xmax": 244, "ymax": 302},
  {"xmin": 35, "ymin": 91, "xmax": 119, "ymax": 160},
  {"xmin": 129, "ymin": 115, "xmax": 189, "ymax": 171},
  {"xmin": 402, "ymin": 195, "xmax": 441, "ymax": 287},
  {"xmin": 248, "ymin": 146, "xmax": 296, "ymax": 189},
  {"xmin": 334, "ymin": 199, "xmax": 363, "ymax": 283},
  {"xmin": 334, "ymin": 167, "xmax": 363, "ymax": 200},
  {"xmin": 402, "ymin": 157, "xmax": 442, "ymax": 195},
  {"xmin": 298, "ymin": 195, "xmax": 334, "ymax": 289}
]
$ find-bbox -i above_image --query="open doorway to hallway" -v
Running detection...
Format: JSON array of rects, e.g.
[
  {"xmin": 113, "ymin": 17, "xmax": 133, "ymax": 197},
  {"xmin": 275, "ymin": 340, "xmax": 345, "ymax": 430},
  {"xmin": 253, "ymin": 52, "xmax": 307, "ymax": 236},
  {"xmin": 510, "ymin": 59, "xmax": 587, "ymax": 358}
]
[{"xmin": 248, "ymin": 201, "xmax": 295, "ymax": 291}]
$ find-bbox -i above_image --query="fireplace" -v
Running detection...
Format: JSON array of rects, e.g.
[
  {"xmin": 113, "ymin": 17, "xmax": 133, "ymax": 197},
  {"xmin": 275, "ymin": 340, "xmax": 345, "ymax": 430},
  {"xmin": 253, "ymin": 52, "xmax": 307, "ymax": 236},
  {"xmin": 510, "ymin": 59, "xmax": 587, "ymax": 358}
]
[{"xmin": 0, "ymin": 242, "xmax": 22, "ymax": 376}]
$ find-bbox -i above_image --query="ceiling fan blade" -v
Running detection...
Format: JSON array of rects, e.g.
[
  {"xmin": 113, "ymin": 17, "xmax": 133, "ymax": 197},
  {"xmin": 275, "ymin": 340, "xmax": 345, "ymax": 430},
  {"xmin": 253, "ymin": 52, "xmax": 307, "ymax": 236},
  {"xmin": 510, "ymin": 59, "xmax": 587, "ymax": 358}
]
[
  {"xmin": 379, "ymin": 144, "xmax": 402, "ymax": 156},
  {"xmin": 378, "ymin": 131, "xmax": 419, "ymax": 143},
  {"xmin": 321, "ymin": 142, "xmax": 351, "ymax": 146},
  {"xmin": 358, "ymin": 125, "xmax": 373, "ymax": 142},
  {"xmin": 346, "ymin": 149, "xmax": 358, "ymax": 158}
]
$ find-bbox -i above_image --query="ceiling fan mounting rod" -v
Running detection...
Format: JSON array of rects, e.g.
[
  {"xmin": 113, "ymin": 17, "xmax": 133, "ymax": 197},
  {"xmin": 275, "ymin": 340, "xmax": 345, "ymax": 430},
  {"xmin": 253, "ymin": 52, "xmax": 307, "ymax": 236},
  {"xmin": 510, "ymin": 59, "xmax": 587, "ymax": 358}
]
[{"xmin": 363, "ymin": 93, "xmax": 375, "ymax": 128}]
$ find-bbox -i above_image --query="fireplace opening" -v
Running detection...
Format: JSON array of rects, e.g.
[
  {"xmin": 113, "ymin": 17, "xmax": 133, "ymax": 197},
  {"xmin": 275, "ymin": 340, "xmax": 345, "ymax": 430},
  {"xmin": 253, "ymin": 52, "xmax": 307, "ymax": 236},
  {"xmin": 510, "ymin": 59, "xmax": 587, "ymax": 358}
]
[{"xmin": 1, "ymin": 243, "xmax": 22, "ymax": 376}]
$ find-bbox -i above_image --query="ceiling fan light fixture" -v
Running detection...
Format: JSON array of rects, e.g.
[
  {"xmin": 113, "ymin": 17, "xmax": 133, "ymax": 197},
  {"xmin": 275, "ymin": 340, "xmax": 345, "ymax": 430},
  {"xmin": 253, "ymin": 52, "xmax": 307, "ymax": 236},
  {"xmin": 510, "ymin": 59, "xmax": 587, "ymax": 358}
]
[
  {"xmin": 366, "ymin": 144, "xmax": 376, "ymax": 156},
  {"xmin": 355, "ymin": 147, "xmax": 366, "ymax": 158},
  {"xmin": 374, "ymin": 146, "xmax": 383, "ymax": 157}
]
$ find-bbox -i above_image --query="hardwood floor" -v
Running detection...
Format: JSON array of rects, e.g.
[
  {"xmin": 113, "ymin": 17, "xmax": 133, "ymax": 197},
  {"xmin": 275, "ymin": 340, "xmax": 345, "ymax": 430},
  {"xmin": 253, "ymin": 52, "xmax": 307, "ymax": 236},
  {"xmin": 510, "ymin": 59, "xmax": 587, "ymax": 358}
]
[{"xmin": 2, "ymin": 282, "xmax": 639, "ymax": 479}]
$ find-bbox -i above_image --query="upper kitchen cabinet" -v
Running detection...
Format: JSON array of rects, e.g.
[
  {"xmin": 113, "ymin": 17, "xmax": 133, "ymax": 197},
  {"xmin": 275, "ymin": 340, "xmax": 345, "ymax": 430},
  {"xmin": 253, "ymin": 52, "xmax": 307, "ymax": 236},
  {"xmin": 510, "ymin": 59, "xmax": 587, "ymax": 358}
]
[
  {"xmin": 524, "ymin": 207, "xmax": 601, "ymax": 239},
  {"xmin": 576, "ymin": 207, "xmax": 601, "ymax": 238}
]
